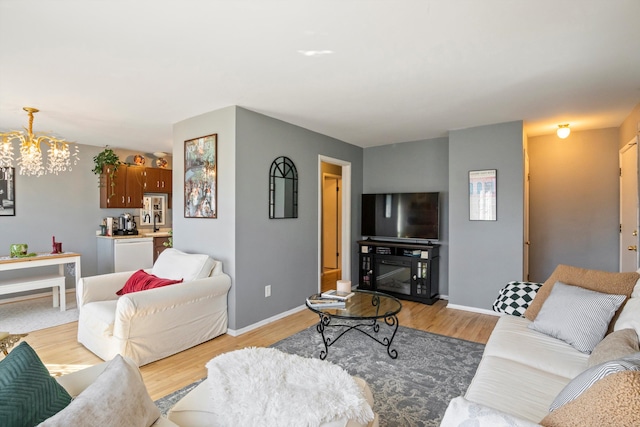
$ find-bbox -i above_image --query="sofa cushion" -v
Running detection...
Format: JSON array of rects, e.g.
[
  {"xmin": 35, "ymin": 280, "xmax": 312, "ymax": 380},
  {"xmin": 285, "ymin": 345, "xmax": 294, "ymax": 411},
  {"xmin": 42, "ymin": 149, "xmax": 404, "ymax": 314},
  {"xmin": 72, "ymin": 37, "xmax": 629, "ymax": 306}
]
[
  {"xmin": 39, "ymin": 355, "xmax": 160, "ymax": 427},
  {"xmin": 524, "ymin": 264, "xmax": 638, "ymax": 322},
  {"xmin": 614, "ymin": 297, "xmax": 640, "ymax": 338},
  {"xmin": 541, "ymin": 371, "xmax": 640, "ymax": 427},
  {"xmin": 152, "ymin": 248, "xmax": 215, "ymax": 282},
  {"xmin": 0, "ymin": 342, "xmax": 72, "ymax": 427},
  {"xmin": 587, "ymin": 328, "xmax": 639, "ymax": 368},
  {"xmin": 492, "ymin": 281, "xmax": 542, "ymax": 317},
  {"xmin": 528, "ymin": 282, "xmax": 625, "ymax": 354},
  {"xmin": 549, "ymin": 352, "xmax": 640, "ymax": 411},
  {"xmin": 441, "ymin": 396, "xmax": 541, "ymax": 427},
  {"xmin": 483, "ymin": 315, "xmax": 589, "ymax": 380},
  {"xmin": 117, "ymin": 269, "xmax": 183, "ymax": 296},
  {"xmin": 464, "ymin": 355, "xmax": 570, "ymax": 423}
]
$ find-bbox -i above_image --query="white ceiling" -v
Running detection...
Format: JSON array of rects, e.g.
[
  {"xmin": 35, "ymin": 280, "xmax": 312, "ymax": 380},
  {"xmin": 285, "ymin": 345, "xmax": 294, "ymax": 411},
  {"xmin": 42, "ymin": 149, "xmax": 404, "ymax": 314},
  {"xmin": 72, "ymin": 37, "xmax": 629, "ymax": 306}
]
[{"xmin": 1, "ymin": 1, "xmax": 639, "ymax": 154}]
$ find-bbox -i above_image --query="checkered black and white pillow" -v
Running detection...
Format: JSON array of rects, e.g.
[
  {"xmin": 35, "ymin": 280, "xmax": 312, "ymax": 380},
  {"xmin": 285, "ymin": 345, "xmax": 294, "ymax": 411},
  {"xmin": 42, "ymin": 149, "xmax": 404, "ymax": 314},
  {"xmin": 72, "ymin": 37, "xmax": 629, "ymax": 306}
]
[{"xmin": 492, "ymin": 281, "xmax": 542, "ymax": 317}]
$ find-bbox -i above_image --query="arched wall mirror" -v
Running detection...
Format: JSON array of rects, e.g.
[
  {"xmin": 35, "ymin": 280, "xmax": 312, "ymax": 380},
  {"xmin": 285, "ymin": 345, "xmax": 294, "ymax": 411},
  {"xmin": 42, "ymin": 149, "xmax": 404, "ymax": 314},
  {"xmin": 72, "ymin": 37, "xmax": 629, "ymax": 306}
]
[{"xmin": 269, "ymin": 156, "xmax": 298, "ymax": 219}]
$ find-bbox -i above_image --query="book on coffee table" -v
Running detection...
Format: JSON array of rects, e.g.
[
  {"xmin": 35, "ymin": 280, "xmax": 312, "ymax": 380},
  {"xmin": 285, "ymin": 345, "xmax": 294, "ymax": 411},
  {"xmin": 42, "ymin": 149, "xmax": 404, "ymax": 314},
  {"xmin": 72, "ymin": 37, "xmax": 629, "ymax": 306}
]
[
  {"xmin": 321, "ymin": 290, "xmax": 354, "ymax": 300},
  {"xmin": 306, "ymin": 293, "xmax": 346, "ymax": 308}
]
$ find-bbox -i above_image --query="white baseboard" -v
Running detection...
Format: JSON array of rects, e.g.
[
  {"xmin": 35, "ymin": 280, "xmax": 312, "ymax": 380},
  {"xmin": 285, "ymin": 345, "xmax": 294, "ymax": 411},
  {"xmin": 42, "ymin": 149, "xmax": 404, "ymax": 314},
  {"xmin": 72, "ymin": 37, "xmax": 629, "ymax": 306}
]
[
  {"xmin": 446, "ymin": 303, "xmax": 501, "ymax": 317},
  {"xmin": 227, "ymin": 304, "xmax": 308, "ymax": 337}
]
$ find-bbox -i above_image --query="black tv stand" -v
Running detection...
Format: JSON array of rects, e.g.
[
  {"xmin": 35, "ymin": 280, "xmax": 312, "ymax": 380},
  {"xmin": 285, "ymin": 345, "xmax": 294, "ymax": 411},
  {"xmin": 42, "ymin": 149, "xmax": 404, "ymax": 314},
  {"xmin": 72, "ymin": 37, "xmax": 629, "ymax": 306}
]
[{"xmin": 357, "ymin": 239, "xmax": 440, "ymax": 305}]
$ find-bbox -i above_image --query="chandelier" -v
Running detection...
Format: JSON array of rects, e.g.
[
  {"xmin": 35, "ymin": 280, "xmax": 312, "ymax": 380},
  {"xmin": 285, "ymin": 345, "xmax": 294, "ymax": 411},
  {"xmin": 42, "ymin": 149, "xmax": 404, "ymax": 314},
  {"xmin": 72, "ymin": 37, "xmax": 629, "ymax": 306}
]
[{"xmin": 0, "ymin": 107, "xmax": 79, "ymax": 177}]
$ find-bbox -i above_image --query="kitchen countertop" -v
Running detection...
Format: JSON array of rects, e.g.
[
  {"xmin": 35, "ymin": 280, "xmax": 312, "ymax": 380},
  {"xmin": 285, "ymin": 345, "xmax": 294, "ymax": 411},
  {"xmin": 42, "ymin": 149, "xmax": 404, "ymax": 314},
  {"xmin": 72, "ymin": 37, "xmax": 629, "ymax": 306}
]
[{"xmin": 97, "ymin": 230, "xmax": 171, "ymax": 239}]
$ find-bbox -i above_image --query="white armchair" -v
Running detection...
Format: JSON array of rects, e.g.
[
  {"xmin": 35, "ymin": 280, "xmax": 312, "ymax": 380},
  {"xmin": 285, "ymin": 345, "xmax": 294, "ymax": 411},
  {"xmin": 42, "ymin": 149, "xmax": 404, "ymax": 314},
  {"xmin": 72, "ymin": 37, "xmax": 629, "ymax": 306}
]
[{"xmin": 77, "ymin": 248, "xmax": 231, "ymax": 366}]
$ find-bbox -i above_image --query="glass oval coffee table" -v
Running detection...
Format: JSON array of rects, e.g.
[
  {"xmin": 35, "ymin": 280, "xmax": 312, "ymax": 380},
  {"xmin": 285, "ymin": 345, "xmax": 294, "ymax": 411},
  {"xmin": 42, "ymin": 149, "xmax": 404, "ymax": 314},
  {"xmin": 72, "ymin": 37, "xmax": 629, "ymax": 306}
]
[{"xmin": 305, "ymin": 289, "xmax": 402, "ymax": 360}]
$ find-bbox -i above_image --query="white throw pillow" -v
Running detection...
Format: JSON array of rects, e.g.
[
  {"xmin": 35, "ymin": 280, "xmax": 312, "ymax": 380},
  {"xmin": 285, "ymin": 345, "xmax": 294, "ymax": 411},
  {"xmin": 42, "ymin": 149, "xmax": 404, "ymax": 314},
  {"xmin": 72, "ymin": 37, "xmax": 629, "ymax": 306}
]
[
  {"xmin": 615, "ymin": 297, "xmax": 640, "ymax": 338},
  {"xmin": 39, "ymin": 355, "xmax": 160, "ymax": 427},
  {"xmin": 528, "ymin": 281, "xmax": 626, "ymax": 354},
  {"xmin": 152, "ymin": 248, "xmax": 215, "ymax": 282}
]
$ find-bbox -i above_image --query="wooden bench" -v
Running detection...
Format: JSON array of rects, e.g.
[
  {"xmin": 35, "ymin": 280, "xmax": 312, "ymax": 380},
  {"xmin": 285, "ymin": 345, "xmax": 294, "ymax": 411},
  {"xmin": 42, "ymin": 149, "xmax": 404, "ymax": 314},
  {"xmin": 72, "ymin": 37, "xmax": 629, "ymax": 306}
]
[{"xmin": 0, "ymin": 274, "xmax": 66, "ymax": 311}]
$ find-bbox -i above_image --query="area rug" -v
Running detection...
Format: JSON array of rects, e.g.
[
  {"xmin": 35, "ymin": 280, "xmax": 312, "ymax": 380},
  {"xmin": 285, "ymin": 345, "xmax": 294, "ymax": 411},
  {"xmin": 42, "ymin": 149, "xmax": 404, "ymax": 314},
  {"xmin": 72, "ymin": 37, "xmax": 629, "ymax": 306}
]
[
  {"xmin": 155, "ymin": 325, "xmax": 484, "ymax": 427},
  {"xmin": 0, "ymin": 294, "xmax": 78, "ymax": 333}
]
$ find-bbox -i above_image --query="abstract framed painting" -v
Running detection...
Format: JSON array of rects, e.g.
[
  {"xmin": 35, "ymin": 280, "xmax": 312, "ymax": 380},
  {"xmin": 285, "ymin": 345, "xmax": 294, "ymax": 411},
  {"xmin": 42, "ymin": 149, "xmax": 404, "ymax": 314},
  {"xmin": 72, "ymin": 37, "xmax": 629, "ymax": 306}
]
[{"xmin": 184, "ymin": 134, "xmax": 217, "ymax": 218}]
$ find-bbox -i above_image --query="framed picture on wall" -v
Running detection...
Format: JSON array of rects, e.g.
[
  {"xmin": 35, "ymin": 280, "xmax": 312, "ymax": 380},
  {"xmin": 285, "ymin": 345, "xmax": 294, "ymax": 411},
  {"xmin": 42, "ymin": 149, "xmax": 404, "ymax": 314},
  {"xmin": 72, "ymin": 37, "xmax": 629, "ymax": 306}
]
[
  {"xmin": 469, "ymin": 169, "xmax": 497, "ymax": 221},
  {"xmin": 184, "ymin": 134, "xmax": 217, "ymax": 218},
  {"xmin": 0, "ymin": 168, "xmax": 15, "ymax": 216}
]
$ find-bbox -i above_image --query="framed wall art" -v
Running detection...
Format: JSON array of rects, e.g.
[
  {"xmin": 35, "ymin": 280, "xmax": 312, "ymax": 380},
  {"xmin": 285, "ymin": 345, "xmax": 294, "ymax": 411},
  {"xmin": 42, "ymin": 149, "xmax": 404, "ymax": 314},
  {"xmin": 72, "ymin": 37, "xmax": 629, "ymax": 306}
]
[
  {"xmin": 0, "ymin": 168, "xmax": 15, "ymax": 216},
  {"xmin": 184, "ymin": 134, "xmax": 217, "ymax": 218},
  {"xmin": 469, "ymin": 169, "xmax": 496, "ymax": 221}
]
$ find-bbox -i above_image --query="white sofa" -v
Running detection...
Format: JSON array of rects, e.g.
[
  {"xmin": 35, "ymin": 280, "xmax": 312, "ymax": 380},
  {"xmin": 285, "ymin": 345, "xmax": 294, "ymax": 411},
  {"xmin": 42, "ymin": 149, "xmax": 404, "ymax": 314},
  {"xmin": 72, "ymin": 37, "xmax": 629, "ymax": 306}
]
[
  {"xmin": 77, "ymin": 248, "xmax": 231, "ymax": 366},
  {"xmin": 441, "ymin": 266, "xmax": 640, "ymax": 426}
]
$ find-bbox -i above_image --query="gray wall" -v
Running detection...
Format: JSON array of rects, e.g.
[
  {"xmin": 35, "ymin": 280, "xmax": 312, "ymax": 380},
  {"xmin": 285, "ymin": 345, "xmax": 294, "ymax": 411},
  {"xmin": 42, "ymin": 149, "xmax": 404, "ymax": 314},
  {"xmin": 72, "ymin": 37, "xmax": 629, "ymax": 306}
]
[
  {"xmin": 0, "ymin": 144, "xmax": 103, "ymax": 291},
  {"xmin": 234, "ymin": 107, "xmax": 363, "ymax": 329},
  {"xmin": 363, "ymin": 138, "xmax": 450, "ymax": 295},
  {"xmin": 528, "ymin": 128, "xmax": 620, "ymax": 281},
  {"xmin": 448, "ymin": 121, "xmax": 525, "ymax": 310},
  {"xmin": 172, "ymin": 106, "xmax": 238, "ymax": 327},
  {"xmin": 172, "ymin": 106, "xmax": 363, "ymax": 331}
]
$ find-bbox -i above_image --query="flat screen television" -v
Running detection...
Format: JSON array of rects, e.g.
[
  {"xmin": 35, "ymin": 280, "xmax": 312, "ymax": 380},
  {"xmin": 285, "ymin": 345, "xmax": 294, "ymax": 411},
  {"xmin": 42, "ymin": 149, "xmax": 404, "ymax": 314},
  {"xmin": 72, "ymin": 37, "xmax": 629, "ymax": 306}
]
[{"xmin": 361, "ymin": 192, "xmax": 440, "ymax": 240}]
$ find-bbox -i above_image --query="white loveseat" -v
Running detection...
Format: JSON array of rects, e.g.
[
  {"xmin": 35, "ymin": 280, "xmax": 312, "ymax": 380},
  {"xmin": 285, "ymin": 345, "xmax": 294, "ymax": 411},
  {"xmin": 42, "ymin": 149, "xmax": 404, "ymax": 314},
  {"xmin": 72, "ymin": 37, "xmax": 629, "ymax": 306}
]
[
  {"xmin": 77, "ymin": 248, "xmax": 231, "ymax": 366},
  {"xmin": 441, "ymin": 265, "xmax": 640, "ymax": 426}
]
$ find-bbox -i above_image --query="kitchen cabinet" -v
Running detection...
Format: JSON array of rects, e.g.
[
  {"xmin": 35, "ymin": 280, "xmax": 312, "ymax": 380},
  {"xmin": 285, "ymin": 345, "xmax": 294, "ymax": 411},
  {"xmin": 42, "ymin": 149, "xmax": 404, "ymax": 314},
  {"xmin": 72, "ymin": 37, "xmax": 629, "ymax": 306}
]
[
  {"xmin": 100, "ymin": 165, "xmax": 145, "ymax": 208},
  {"xmin": 153, "ymin": 236, "xmax": 170, "ymax": 262},
  {"xmin": 144, "ymin": 168, "xmax": 172, "ymax": 194}
]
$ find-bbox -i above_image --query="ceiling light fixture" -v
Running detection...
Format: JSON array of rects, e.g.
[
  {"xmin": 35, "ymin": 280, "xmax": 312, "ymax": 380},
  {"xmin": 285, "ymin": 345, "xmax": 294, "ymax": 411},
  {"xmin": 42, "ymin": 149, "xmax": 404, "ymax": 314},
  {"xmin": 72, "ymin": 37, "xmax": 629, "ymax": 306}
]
[
  {"xmin": 297, "ymin": 50, "xmax": 334, "ymax": 57},
  {"xmin": 556, "ymin": 124, "xmax": 571, "ymax": 139},
  {"xmin": 0, "ymin": 107, "xmax": 79, "ymax": 177}
]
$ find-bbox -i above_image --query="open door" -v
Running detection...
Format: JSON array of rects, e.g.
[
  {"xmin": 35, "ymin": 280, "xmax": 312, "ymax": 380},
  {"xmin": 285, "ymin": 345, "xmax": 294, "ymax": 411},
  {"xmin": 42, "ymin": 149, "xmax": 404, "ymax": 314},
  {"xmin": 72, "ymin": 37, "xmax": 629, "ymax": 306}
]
[{"xmin": 620, "ymin": 136, "xmax": 639, "ymax": 272}]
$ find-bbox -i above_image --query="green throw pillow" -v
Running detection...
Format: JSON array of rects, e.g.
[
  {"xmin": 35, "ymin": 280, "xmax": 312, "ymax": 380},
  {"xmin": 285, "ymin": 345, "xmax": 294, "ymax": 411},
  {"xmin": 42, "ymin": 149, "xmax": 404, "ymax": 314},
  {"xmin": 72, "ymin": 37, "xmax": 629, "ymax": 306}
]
[{"xmin": 0, "ymin": 341, "xmax": 72, "ymax": 427}]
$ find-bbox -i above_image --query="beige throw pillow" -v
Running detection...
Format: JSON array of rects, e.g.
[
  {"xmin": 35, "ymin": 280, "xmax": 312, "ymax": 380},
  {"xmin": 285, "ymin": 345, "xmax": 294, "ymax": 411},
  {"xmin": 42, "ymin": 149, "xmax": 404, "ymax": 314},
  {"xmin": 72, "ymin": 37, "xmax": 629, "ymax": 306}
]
[
  {"xmin": 540, "ymin": 371, "xmax": 640, "ymax": 427},
  {"xmin": 39, "ymin": 355, "xmax": 160, "ymax": 427},
  {"xmin": 524, "ymin": 264, "xmax": 639, "ymax": 326},
  {"xmin": 588, "ymin": 328, "xmax": 639, "ymax": 368}
]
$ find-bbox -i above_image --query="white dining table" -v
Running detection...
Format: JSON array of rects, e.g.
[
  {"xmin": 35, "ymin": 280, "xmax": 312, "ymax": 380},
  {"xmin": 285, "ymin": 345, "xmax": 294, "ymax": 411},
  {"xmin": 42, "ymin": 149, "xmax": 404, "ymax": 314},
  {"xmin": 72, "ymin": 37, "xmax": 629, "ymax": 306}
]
[{"xmin": 0, "ymin": 252, "xmax": 81, "ymax": 311}]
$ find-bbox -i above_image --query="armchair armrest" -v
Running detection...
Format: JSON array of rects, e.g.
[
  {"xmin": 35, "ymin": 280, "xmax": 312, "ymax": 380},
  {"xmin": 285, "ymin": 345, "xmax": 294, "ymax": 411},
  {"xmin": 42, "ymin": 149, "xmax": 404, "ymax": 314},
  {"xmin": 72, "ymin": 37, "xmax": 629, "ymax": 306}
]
[
  {"xmin": 116, "ymin": 274, "xmax": 231, "ymax": 316},
  {"xmin": 77, "ymin": 270, "xmax": 141, "ymax": 308}
]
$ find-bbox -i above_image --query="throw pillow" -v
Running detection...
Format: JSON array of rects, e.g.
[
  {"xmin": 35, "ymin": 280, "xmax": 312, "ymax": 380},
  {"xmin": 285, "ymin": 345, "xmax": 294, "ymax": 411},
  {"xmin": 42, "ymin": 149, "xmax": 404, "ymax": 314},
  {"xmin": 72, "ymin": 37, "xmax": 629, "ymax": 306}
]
[
  {"xmin": 39, "ymin": 355, "xmax": 160, "ymax": 427},
  {"xmin": 614, "ymin": 297, "xmax": 640, "ymax": 338},
  {"xmin": 116, "ymin": 269, "xmax": 183, "ymax": 295},
  {"xmin": 152, "ymin": 248, "xmax": 215, "ymax": 282},
  {"xmin": 549, "ymin": 351, "xmax": 640, "ymax": 411},
  {"xmin": 528, "ymin": 281, "xmax": 626, "ymax": 354},
  {"xmin": 541, "ymin": 371, "xmax": 640, "ymax": 427},
  {"xmin": 524, "ymin": 264, "xmax": 638, "ymax": 323},
  {"xmin": 0, "ymin": 342, "xmax": 72, "ymax": 427},
  {"xmin": 587, "ymin": 328, "xmax": 639, "ymax": 368},
  {"xmin": 492, "ymin": 281, "xmax": 542, "ymax": 317}
]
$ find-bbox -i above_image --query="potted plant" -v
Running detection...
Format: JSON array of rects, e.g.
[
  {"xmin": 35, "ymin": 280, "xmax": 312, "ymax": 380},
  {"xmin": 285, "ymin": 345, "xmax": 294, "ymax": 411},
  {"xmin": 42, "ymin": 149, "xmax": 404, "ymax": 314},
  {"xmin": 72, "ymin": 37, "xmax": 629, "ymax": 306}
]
[{"xmin": 92, "ymin": 146, "xmax": 121, "ymax": 196}]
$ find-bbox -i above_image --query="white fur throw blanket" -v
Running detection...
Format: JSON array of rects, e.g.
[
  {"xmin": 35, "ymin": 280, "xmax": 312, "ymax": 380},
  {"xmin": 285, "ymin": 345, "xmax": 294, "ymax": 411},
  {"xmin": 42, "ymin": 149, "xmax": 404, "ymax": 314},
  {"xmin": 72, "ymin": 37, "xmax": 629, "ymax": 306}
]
[{"xmin": 205, "ymin": 347, "xmax": 374, "ymax": 427}]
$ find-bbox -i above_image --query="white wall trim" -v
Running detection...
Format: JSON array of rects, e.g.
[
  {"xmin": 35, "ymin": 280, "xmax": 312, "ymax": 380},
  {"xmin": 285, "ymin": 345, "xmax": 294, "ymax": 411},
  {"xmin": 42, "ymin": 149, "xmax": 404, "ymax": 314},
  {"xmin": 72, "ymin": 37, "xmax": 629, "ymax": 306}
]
[
  {"xmin": 226, "ymin": 304, "xmax": 307, "ymax": 336},
  {"xmin": 318, "ymin": 155, "xmax": 352, "ymax": 291},
  {"xmin": 447, "ymin": 303, "xmax": 501, "ymax": 317}
]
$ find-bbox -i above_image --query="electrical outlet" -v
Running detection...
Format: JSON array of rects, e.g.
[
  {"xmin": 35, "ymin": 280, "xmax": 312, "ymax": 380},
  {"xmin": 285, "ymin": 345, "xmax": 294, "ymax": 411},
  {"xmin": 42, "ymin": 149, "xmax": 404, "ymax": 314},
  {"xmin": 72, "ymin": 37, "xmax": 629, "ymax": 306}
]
[{"xmin": 265, "ymin": 285, "xmax": 271, "ymax": 298}]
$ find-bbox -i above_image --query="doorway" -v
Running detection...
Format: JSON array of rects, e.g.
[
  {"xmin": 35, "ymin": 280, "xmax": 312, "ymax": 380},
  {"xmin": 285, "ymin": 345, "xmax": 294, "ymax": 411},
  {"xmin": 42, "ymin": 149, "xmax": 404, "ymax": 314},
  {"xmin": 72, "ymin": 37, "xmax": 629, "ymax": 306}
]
[
  {"xmin": 318, "ymin": 156, "xmax": 351, "ymax": 293},
  {"xmin": 620, "ymin": 136, "xmax": 639, "ymax": 272}
]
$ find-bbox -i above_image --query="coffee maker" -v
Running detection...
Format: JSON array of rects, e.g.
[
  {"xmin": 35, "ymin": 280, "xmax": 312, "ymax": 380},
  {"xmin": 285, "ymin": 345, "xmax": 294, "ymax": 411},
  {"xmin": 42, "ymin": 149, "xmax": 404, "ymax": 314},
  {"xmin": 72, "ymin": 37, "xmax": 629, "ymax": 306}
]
[{"xmin": 116, "ymin": 213, "xmax": 138, "ymax": 235}]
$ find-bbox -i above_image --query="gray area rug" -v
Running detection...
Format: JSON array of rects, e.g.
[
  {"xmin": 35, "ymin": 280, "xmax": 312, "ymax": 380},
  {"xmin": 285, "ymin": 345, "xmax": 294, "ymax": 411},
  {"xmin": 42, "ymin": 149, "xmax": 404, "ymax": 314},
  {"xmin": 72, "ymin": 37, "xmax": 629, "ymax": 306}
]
[
  {"xmin": 155, "ymin": 325, "xmax": 484, "ymax": 426},
  {"xmin": 0, "ymin": 294, "xmax": 78, "ymax": 333}
]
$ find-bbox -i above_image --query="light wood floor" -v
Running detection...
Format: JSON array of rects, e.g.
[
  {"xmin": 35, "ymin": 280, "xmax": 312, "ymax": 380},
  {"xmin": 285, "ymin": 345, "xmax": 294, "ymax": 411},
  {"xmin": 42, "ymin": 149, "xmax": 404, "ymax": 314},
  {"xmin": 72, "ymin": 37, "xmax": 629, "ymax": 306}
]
[{"xmin": 16, "ymin": 297, "xmax": 498, "ymax": 400}]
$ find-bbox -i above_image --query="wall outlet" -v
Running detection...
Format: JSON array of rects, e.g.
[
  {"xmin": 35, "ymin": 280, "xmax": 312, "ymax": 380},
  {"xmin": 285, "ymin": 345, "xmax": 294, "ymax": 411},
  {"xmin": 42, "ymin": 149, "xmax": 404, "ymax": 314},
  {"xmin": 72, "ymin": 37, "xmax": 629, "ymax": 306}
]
[{"xmin": 265, "ymin": 285, "xmax": 271, "ymax": 298}]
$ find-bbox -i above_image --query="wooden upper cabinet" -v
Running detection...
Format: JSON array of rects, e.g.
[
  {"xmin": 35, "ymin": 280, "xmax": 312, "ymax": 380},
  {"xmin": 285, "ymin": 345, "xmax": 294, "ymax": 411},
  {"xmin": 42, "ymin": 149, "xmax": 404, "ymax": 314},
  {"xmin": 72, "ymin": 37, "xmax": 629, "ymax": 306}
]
[
  {"xmin": 99, "ymin": 165, "xmax": 145, "ymax": 208},
  {"xmin": 144, "ymin": 168, "xmax": 172, "ymax": 194}
]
